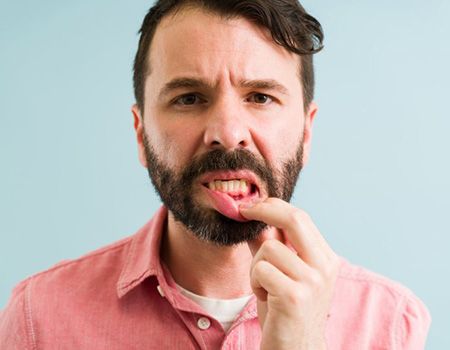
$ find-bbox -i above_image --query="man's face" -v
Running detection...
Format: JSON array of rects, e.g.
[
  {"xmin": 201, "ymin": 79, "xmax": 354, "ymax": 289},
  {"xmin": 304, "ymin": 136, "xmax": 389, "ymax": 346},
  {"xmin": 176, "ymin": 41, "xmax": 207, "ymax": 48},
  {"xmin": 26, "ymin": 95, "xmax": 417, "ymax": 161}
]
[{"xmin": 133, "ymin": 8, "xmax": 317, "ymax": 245}]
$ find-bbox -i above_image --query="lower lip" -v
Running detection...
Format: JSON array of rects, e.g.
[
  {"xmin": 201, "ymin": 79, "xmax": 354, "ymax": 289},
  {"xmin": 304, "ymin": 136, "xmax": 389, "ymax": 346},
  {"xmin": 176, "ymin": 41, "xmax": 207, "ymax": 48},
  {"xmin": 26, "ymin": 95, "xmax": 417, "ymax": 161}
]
[{"xmin": 201, "ymin": 185, "xmax": 260, "ymax": 222}]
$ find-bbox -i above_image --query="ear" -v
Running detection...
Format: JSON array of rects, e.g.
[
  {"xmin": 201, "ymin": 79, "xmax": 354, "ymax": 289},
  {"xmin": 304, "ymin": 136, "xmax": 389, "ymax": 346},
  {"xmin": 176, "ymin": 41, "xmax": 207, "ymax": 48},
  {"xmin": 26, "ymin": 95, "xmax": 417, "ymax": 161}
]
[
  {"xmin": 131, "ymin": 104, "xmax": 148, "ymax": 168},
  {"xmin": 302, "ymin": 101, "xmax": 318, "ymax": 166}
]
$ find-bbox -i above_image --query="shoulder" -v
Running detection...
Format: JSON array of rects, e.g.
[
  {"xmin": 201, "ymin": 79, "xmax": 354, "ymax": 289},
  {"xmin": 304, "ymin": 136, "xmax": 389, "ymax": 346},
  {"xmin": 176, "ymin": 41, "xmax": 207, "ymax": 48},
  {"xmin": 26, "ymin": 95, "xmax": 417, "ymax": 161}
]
[
  {"xmin": 0, "ymin": 235, "xmax": 134, "ymax": 348},
  {"xmin": 332, "ymin": 257, "xmax": 431, "ymax": 349},
  {"xmin": 337, "ymin": 257, "xmax": 416, "ymax": 296},
  {"xmin": 20, "ymin": 234, "xmax": 132, "ymax": 289},
  {"xmin": 6, "ymin": 234, "xmax": 135, "ymax": 316},
  {"xmin": 337, "ymin": 257, "xmax": 429, "ymax": 310}
]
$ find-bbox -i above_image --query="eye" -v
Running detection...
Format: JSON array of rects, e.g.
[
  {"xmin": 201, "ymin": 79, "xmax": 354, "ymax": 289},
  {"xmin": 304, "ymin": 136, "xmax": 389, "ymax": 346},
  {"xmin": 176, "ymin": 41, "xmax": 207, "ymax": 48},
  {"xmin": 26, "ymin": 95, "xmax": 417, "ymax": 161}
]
[
  {"xmin": 247, "ymin": 93, "xmax": 273, "ymax": 105},
  {"xmin": 174, "ymin": 94, "xmax": 202, "ymax": 106}
]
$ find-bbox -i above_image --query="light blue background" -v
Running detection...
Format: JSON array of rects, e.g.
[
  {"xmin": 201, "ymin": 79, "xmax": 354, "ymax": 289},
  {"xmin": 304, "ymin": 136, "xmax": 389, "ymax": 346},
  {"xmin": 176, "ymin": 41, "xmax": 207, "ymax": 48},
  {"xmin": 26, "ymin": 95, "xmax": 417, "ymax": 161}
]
[{"xmin": 1, "ymin": 0, "xmax": 448, "ymax": 348}]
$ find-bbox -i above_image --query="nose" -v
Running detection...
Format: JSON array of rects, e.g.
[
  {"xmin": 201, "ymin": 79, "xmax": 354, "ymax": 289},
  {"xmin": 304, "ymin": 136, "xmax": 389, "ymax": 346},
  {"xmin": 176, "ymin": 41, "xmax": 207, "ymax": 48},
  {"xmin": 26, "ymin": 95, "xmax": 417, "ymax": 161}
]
[{"xmin": 203, "ymin": 96, "xmax": 251, "ymax": 150}]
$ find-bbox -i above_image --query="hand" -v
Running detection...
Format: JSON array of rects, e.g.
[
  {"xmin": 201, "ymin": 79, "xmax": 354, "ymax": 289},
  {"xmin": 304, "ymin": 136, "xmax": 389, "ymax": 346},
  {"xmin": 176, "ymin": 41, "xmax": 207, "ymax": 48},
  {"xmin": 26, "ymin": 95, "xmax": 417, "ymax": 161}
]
[{"xmin": 240, "ymin": 198, "xmax": 340, "ymax": 350}]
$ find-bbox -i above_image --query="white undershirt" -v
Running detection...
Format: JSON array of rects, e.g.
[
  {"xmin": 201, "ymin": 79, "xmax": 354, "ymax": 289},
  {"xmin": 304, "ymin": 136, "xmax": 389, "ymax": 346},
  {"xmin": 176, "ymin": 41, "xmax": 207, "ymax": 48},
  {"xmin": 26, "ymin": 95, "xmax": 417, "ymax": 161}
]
[{"xmin": 175, "ymin": 283, "xmax": 253, "ymax": 332}]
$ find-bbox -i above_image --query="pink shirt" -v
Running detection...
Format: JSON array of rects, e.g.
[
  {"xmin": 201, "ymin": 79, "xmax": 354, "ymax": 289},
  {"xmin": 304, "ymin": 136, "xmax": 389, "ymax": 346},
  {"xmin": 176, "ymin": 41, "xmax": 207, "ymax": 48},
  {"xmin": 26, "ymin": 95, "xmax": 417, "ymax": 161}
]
[{"xmin": 0, "ymin": 207, "xmax": 431, "ymax": 349}]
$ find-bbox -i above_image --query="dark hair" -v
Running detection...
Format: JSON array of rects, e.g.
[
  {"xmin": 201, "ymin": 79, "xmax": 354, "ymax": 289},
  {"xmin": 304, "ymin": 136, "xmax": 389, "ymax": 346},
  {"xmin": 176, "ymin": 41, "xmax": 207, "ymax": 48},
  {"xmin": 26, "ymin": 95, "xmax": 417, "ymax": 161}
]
[{"xmin": 133, "ymin": 0, "xmax": 323, "ymax": 112}]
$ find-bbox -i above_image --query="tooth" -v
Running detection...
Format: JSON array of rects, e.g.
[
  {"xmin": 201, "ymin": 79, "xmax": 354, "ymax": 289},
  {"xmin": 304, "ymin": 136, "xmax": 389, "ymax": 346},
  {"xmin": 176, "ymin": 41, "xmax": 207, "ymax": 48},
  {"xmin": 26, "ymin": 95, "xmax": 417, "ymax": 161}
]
[
  {"xmin": 208, "ymin": 181, "xmax": 216, "ymax": 190},
  {"xmin": 233, "ymin": 180, "xmax": 240, "ymax": 191},
  {"xmin": 228, "ymin": 180, "xmax": 235, "ymax": 191},
  {"xmin": 221, "ymin": 181, "xmax": 228, "ymax": 192},
  {"xmin": 215, "ymin": 180, "xmax": 222, "ymax": 191},
  {"xmin": 240, "ymin": 179, "xmax": 248, "ymax": 192}
]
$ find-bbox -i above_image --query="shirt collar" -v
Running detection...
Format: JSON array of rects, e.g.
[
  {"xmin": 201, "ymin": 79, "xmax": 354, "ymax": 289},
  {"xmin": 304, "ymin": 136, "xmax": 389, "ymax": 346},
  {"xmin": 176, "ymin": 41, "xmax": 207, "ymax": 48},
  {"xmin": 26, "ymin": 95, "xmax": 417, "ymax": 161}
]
[
  {"xmin": 116, "ymin": 205, "xmax": 258, "ymax": 320},
  {"xmin": 116, "ymin": 206, "xmax": 168, "ymax": 298}
]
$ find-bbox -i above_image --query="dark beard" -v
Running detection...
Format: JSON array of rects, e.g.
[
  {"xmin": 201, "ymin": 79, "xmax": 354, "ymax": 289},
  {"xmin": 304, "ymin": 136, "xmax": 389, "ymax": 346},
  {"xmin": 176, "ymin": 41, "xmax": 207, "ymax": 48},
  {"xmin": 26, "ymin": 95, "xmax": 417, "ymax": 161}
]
[{"xmin": 143, "ymin": 133, "xmax": 304, "ymax": 246}]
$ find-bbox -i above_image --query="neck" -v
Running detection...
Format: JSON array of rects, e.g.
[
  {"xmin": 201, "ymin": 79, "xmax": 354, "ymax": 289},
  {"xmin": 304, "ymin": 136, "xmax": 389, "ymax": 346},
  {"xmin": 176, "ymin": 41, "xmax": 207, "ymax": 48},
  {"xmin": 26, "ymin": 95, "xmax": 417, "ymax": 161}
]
[{"xmin": 161, "ymin": 211, "xmax": 256, "ymax": 299}]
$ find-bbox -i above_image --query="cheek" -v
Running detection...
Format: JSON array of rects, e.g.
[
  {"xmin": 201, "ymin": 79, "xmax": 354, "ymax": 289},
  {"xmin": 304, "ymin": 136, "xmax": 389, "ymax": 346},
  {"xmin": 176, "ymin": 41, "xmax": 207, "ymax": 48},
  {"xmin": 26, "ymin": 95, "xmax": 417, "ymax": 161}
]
[
  {"xmin": 149, "ymin": 122, "xmax": 201, "ymax": 168},
  {"xmin": 283, "ymin": 127, "xmax": 303, "ymax": 152},
  {"xmin": 259, "ymin": 117, "xmax": 303, "ymax": 163}
]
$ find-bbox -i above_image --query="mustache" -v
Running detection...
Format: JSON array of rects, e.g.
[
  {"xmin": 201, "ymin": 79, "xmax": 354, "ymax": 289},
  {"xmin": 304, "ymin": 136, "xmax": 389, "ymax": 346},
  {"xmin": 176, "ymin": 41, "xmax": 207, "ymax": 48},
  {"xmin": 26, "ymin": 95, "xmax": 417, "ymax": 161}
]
[{"xmin": 180, "ymin": 148, "xmax": 276, "ymax": 187}]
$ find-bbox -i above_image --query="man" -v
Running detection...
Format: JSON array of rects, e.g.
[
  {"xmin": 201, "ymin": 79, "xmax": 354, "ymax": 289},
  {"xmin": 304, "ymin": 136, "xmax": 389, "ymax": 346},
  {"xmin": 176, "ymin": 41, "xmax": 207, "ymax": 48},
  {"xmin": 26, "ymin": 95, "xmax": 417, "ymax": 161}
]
[{"xmin": 0, "ymin": 0, "xmax": 430, "ymax": 349}]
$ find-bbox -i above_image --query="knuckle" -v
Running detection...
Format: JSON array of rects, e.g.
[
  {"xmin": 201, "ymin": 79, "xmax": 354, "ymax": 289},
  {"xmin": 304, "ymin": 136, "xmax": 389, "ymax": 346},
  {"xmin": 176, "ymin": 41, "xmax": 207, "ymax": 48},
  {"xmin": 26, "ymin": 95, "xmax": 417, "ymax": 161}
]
[
  {"xmin": 287, "ymin": 209, "xmax": 302, "ymax": 225},
  {"xmin": 285, "ymin": 288, "xmax": 303, "ymax": 306},
  {"xmin": 288, "ymin": 208, "xmax": 311, "ymax": 226},
  {"xmin": 309, "ymin": 270, "xmax": 323, "ymax": 286},
  {"xmin": 261, "ymin": 239, "xmax": 280, "ymax": 254},
  {"xmin": 253, "ymin": 260, "xmax": 268, "ymax": 277},
  {"xmin": 325, "ymin": 255, "xmax": 341, "ymax": 277}
]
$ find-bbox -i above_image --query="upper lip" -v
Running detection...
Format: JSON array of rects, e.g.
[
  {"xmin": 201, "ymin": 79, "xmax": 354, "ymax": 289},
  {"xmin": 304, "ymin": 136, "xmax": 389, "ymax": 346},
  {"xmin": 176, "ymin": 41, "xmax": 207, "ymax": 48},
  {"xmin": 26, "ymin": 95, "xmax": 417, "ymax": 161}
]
[{"xmin": 199, "ymin": 170, "xmax": 263, "ymax": 192}]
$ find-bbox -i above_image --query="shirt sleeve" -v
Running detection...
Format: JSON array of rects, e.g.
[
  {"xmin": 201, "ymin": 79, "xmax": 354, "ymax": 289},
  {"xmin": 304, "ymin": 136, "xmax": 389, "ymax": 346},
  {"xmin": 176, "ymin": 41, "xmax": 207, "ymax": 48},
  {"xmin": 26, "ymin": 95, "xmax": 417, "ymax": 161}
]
[
  {"xmin": 396, "ymin": 293, "xmax": 432, "ymax": 350},
  {"xmin": 0, "ymin": 281, "xmax": 34, "ymax": 350}
]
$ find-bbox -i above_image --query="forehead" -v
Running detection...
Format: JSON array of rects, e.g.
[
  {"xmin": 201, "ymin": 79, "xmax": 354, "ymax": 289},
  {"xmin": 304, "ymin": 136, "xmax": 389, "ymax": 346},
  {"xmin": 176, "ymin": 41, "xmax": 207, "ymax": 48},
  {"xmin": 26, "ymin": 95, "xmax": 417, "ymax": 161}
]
[{"xmin": 147, "ymin": 7, "xmax": 300, "ymax": 90}]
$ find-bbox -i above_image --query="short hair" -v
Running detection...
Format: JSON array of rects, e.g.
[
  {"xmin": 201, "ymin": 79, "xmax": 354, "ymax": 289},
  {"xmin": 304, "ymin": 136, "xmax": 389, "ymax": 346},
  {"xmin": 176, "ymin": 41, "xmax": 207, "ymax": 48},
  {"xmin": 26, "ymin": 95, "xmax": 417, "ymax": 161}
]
[{"xmin": 133, "ymin": 0, "xmax": 324, "ymax": 112}]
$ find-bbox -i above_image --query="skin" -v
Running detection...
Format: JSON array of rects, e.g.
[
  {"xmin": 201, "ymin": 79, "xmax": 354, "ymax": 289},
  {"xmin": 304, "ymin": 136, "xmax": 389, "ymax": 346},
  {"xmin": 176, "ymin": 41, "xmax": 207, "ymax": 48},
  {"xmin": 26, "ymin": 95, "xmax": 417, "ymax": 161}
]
[{"xmin": 132, "ymin": 7, "xmax": 340, "ymax": 349}]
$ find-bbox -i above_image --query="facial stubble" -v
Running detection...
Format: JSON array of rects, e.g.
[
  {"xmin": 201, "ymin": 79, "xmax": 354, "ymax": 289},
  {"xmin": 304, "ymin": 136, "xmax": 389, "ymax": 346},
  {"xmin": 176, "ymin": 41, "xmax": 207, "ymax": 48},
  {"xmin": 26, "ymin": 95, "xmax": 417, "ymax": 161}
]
[{"xmin": 142, "ymin": 131, "xmax": 304, "ymax": 246}]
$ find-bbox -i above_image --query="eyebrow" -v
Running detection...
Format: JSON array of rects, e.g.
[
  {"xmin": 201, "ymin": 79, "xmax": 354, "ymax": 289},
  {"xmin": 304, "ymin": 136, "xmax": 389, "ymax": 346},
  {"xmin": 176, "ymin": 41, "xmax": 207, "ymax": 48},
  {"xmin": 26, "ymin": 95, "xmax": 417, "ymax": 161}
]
[{"xmin": 158, "ymin": 77, "xmax": 289, "ymax": 99}]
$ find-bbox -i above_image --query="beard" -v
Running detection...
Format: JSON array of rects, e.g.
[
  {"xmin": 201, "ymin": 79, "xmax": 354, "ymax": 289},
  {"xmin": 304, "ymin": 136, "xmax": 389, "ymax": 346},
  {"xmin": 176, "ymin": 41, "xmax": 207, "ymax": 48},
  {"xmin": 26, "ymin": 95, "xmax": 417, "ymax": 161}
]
[{"xmin": 142, "ymin": 132, "xmax": 304, "ymax": 246}]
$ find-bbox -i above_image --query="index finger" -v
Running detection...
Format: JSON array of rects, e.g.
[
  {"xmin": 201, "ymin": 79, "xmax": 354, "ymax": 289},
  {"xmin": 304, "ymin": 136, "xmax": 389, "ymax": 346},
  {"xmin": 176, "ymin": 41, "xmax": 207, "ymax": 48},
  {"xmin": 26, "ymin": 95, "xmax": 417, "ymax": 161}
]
[{"xmin": 240, "ymin": 198, "xmax": 333, "ymax": 267}]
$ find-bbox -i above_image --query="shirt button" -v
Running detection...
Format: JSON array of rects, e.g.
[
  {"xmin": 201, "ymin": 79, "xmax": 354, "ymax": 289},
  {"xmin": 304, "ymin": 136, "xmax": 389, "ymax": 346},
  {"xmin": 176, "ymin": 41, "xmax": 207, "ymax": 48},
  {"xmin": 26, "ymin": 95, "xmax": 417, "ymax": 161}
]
[{"xmin": 197, "ymin": 317, "xmax": 211, "ymax": 330}]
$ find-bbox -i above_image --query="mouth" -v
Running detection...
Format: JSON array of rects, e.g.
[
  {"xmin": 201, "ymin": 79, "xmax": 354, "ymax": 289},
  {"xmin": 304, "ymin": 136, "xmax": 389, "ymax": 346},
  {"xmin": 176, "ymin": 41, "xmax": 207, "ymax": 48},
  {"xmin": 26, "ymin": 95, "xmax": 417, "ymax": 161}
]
[
  {"xmin": 201, "ymin": 179, "xmax": 259, "ymax": 200},
  {"xmin": 198, "ymin": 170, "xmax": 265, "ymax": 221}
]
